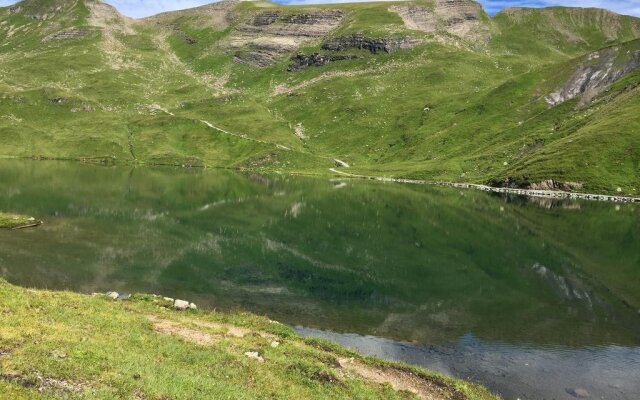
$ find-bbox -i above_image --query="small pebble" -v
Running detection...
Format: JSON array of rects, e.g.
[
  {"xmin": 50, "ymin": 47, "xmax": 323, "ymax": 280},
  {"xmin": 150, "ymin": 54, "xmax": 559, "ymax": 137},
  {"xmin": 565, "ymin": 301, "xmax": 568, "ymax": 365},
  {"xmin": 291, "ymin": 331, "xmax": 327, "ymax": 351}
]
[
  {"xmin": 51, "ymin": 350, "xmax": 67, "ymax": 359},
  {"xmin": 270, "ymin": 341, "xmax": 280, "ymax": 348},
  {"xmin": 244, "ymin": 351, "xmax": 264, "ymax": 363}
]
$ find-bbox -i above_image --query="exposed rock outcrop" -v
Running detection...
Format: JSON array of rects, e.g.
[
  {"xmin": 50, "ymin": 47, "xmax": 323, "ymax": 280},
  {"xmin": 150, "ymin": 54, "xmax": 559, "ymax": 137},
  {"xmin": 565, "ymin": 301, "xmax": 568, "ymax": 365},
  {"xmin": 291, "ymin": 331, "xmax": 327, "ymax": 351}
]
[
  {"xmin": 86, "ymin": 1, "xmax": 139, "ymax": 70},
  {"xmin": 288, "ymin": 53, "xmax": 362, "ymax": 71},
  {"xmin": 390, "ymin": 0, "xmax": 490, "ymax": 43},
  {"xmin": 87, "ymin": 1, "xmax": 136, "ymax": 34},
  {"xmin": 528, "ymin": 180, "xmax": 583, "ymax": 192},
  {"xmin": 321, "ymin": 35, "xmax": 421, "ymax": 54},
  {"xmin": 546, "ymin": 47, "xmax": 640, "ymax": 106},
  {"xmin": 234, "ymin": 51, "xmax": 278, "ymax": 68},
  {"xmin": 489, "ymin": 177, "xmax": 583, "ymax": 192},
  {"xmin": 227, "ymin": 10, "xmax": 345, "ymax": 67},
  {"xmin": 252, "ymin": 11, "xmax": 280, "ymax": 26},
  {"xmin": 43, "ymin": 29, "xmax": 88, "ymax": 42}
]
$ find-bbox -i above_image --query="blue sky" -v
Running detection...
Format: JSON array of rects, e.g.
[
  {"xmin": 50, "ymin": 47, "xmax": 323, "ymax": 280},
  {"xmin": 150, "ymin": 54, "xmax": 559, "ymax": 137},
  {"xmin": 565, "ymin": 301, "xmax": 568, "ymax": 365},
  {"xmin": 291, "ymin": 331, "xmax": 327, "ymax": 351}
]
[{"xmin": 1, "ymin": 0, "xmax": 639, "ymax": 18}]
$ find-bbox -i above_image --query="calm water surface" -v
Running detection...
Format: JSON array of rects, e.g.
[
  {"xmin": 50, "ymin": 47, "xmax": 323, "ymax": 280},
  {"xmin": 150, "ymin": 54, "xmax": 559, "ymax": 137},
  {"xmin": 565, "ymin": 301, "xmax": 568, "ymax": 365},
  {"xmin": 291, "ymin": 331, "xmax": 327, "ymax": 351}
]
[{"xmin": 0, "ymin": 161, "xmax": 639, "ymax": 399}]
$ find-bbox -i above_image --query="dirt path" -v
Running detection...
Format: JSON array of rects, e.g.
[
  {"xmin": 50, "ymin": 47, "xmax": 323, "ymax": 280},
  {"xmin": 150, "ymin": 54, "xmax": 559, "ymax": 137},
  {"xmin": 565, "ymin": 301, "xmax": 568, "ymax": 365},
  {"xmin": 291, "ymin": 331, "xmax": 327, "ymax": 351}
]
[
  {"xmin": 199, "ymin": 119, "xmax": 269, "ymax": 145},
  {"xmin": 151, "ymin": 31, "xmax": 228, "ymax": 94},
  {"xmin": 148, "ymin": 315, "xmax": 277, "ymax": 343},
  {"xmin": 149, "ymin": 315, "xmax": 220, "ymax": 345},
  {"xmin": 338, "ymin": 358, "xmax": 458, "ymax": 400},
  {"xmin": 272, "ymin": 62, "xmax": 404, "ymax": 96},
  {"xmin": 199, "ymin": 119, "xmax": 296, "ymax": 151}
]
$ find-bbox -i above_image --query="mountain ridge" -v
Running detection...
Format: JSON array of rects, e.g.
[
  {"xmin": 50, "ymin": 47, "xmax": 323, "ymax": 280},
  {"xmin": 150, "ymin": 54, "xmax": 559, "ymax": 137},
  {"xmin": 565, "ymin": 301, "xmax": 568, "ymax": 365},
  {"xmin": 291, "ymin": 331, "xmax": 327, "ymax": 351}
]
[{"xmin": 1, "ymin": 0, "xmax": 639, "ymax": 194}]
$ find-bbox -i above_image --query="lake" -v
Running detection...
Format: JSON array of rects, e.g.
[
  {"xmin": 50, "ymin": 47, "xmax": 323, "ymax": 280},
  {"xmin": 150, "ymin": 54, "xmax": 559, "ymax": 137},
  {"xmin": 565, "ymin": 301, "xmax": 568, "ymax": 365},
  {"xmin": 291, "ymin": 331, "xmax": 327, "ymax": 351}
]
[{"xmin": 0, "ymin": 160, "xmax": 638, "ymax": 399}]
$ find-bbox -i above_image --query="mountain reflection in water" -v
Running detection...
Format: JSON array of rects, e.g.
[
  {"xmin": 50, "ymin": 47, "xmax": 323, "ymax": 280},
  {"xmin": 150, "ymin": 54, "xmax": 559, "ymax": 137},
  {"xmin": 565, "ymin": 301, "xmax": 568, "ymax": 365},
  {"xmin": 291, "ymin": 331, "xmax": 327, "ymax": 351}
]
[{"xmin": 0, "ymin": 160, "xmax": 639, "ymax": 399}]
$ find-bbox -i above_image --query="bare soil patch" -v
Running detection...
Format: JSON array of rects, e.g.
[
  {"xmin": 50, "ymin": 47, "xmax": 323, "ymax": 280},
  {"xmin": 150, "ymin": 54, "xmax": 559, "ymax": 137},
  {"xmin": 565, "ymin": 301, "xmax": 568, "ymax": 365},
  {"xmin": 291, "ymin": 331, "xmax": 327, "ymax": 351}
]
[
  {"xmin": 0, "ymin": 372, "xmax": 85, "ymax": 393},
  {"xmin": 148, "ymin": 316, "xmax": 220, "ymax": 345},
  {"xmin": 338, "ymin": 358, "xmax": 463, "ymax": 400}
]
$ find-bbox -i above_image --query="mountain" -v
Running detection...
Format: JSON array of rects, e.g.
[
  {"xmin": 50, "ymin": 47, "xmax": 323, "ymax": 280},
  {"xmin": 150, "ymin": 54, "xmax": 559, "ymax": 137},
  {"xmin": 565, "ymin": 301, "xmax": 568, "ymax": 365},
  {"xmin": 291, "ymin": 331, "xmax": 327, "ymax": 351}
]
[{"xmin": 1, "ymin": 0, "xmax": 640, "ymax": 194}]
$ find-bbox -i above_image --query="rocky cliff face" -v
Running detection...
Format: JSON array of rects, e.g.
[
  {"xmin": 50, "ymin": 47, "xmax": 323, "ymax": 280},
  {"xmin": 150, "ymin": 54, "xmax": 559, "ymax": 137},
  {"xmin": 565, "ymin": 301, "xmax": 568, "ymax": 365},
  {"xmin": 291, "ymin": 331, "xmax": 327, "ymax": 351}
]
[
  {"xmin": 288, "ymin": 53, "xmax": 362, "ymax": 71},
  {"xmin": 547, "ymin": 46, "xmax": 640, "ymax": 106},
  {"xmin": 390, "ymin": 0, "xmax": 490, "ymax": 43},
  {"xmin": 228, "ymin": 10, "xmax": 345, "ymax": 67},
  {"xmin": 252, "ymin": 10, "xmax": 279, "ymax": 26},
  {"xmin": 321, "ymin": 35, "xmax": 421, "ymax": 54}
]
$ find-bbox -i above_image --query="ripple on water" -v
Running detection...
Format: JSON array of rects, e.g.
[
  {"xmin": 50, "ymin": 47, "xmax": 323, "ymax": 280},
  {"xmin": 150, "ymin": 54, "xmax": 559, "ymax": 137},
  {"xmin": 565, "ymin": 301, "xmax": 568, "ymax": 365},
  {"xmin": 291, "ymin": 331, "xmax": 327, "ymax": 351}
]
[{"xmin": 295, "ymin": 327, "xmax": 640, "ymax": 400}]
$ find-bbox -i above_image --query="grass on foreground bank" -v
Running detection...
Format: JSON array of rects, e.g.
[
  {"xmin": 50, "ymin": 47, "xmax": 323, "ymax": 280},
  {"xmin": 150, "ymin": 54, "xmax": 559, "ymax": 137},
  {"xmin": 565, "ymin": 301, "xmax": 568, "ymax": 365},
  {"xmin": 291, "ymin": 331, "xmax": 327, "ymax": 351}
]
[
  {"xmin": 0, "ymin": 213, "xmax": 40, "ymax": 230},
  {"xmin": 0, "ymin": 279, "xmax": 499, "ymax": 400}
]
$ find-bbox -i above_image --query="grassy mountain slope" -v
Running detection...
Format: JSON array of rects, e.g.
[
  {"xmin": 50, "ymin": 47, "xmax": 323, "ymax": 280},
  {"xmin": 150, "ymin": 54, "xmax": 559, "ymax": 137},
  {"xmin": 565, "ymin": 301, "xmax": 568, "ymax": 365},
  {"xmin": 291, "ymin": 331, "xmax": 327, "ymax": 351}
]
[{"xmin": 1, "ymin": 0, "xmax": 639, "ymax": 193}]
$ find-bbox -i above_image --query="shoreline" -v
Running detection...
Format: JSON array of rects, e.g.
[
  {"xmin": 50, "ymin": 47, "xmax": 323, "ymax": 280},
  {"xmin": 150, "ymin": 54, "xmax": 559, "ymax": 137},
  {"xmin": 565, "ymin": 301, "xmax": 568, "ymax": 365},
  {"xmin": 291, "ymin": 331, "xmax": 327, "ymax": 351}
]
[
  {"xmin": 2, "ymin": 156, "xmax": 637, "ymax": 203},
  {"xmin": 329, "ymin": 168, "xmax": 640, "ymax": 204},
  {"xmin": 0, "ymin": 279, "xmax": 498, "ymax": 400}
]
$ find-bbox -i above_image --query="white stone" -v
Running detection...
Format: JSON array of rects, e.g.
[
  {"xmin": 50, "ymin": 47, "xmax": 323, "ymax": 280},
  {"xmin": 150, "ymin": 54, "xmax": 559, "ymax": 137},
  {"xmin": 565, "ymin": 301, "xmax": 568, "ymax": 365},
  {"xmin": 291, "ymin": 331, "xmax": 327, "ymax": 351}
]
[
  {"xmin": 189, "ymin": 303, "xmax": 197, "ymax": 310},
  {"xmin": 106, "ymin": 292, "xmax": 119, "ymax": 300},
  {"xmin": 244, "ymin": 351, "xmax": 264, "ymax": 362},
  {"xmin": 270, "ymin": 341, "xmax": 280, "ymax": 348},
  {"xmin": 163, "ymin": 297, "xmax": 174, "ymax": 302},
  {"xmin": 173, "ymin": 299, "xmax": 190, "ymax": 310}
]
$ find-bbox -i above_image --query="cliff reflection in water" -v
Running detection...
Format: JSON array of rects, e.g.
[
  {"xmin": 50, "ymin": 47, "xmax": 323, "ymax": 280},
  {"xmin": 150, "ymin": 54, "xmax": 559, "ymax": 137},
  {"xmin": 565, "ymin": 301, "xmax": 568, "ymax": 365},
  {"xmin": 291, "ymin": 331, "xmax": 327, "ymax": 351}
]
[{"xmin": 0, "ymin": 160, "xmax": 638, "ymax": 349}]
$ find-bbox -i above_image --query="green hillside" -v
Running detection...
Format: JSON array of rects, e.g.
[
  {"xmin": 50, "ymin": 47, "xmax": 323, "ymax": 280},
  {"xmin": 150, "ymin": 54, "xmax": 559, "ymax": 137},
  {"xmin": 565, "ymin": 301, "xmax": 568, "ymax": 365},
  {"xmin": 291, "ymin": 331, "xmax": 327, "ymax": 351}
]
[{"xmin": 1, "ymin": 0, "xmax": 640, "ymax": 194}]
